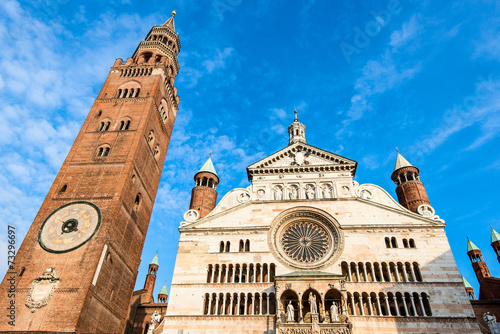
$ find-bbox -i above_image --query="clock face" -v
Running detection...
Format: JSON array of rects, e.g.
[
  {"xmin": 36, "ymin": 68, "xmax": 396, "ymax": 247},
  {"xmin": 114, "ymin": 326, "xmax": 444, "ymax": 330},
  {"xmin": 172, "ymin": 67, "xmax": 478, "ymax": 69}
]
[{"xmin": 38, "ymin": 201, "xmax": 101, "ymax": 253}]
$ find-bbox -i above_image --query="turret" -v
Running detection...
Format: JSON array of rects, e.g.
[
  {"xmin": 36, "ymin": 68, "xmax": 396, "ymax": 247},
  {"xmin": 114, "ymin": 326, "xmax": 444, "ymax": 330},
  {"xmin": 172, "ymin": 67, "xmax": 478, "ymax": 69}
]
[
  {"xmin": 144, "ymin": 254, "xmax": 159, "ymax": 303},
  {"xmin": 467, "ymin": 238, "xmax": 491, "ymax": 282},
  {"xmin": 288, "ymin": 109, "xmax": 306, "ymax": 145},
  {"xmin": 462, "ymin": 275, "xmax": 476, "ymax": 300},
  {"xmin": 491, "ymin": 227, "xmax": 500, "ymax": 264},
  {"xmin": 391, "ymin": 152, "xmax": 431, "ymax": 213},
  {"xmin": 158, "ymin": 282, "xmax": 168, "ymax": 303},
  {"xmin": 189, "ymin": 157, "xmax": 219, "ymax": 219}
]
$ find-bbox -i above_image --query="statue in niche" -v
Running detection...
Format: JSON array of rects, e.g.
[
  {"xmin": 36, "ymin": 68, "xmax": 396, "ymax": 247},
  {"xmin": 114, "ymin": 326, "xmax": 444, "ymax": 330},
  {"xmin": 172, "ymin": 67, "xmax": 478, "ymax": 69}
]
[
  {"xmin": 289, "ymin": 187, "xmax": 298, "ymax": 200},
  {"xmin": 286, "ymin": 301, "xmax": 295, "ymax": 322},
  {"xmin": 309, "ymin": 293, "xmax": 318, "ymax": 314},
  {"xmin": 484, "ymin": 312, "xmax": 500, "ymax": 334},
  {"xmin": 330, "ymin": 302, "xmax": 339, "ymax": 322},
  {"xmin": 274, "ymin": 187, "xmax": 283, "ymax": 200},
  {"xmin": 322, "ymin": 185, "xmax": 331, "ymax": 199},
  {"xmin": 306, "ymin": 186, "xmax": 315, "ymax": 199},
  {"xmin": 148, "ymin": 310, "xmax": 161, "ymax": 333}
]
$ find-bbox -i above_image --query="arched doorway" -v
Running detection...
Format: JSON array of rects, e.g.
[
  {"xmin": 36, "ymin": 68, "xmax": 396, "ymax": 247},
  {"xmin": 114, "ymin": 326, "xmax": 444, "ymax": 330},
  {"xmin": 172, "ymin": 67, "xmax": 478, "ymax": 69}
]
[
  {"xmin": 301, "ymin": 289, "xmax": 322, "ymax": 323},
  {"xmin": 280, "ymin": 290, "xmax": 299, "ymax": 323}
]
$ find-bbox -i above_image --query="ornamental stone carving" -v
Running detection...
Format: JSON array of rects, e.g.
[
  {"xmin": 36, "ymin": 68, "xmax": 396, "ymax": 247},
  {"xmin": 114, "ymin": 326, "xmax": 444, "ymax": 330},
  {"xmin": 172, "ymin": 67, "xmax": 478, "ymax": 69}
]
[
  {"xmin": 268, "ymin": 207, "xmax": 344, "ymax": 270},
  {"xmin": 183, "ymin": 209, "xmax": 199, "ymax": 222},
  {"xmin": 237, "ymin": 190, "xmax": 251, "ymax": 203},
  {"xmin": 26, "ymin": 268, "xmax": 60, "ymax": 312}
]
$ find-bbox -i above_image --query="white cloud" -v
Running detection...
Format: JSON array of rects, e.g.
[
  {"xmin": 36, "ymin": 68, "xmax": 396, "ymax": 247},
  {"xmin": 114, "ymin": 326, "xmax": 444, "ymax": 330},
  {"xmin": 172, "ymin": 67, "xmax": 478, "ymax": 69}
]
[
  {"xmin": 390, "ymin": 15, "xmax": 422, "ymax": 49},
  {"xmin": 202, "ymin": 47, "xmax": 234, "ymax": 73}
]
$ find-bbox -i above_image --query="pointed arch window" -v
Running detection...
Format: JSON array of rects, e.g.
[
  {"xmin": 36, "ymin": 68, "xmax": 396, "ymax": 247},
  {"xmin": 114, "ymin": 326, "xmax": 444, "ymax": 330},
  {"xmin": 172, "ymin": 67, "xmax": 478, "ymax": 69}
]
[
  {"xmin": 154, "ymin": 144, "xmax": 160, "ymax": 160},
  {"xmin": 97, "ymin": 146, "xmax": 110, "ymax": 157},
  {"xmin": 147, "ymin": 130, "xmax": 154, "ymax": 147},
  {"xmin": 119, "ymin": 119, "xmax": 131, "ymax": 130},
  {"xmin": 133, "ymin": 193, "xmax": 142, "ymax": 213},
  {"xmin": 98, "ymin": 121, "xmax": 110, "ymax": 132}
]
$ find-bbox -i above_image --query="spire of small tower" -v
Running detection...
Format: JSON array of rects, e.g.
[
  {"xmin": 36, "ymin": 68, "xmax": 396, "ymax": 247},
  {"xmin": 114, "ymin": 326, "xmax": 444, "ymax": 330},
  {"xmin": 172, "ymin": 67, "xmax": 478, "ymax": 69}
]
[
  {"xmin": 150, "ymin": 253, "xmax": 159, "ymax": 266},
  {"xmin": 467, "ymin": 238, "xmax": 480, "ymax": 252},
  {"xmin": 490, "ymin": 226, "xmax": 500, "ymax": 263},
  {"xmin": 461, "ymin": 275, "xmax": 476, "ymax": 300},
  {"xmin": 163, "ymin": 10, "xmax": 176, "ymax": 31},
  {"xmin": 197, "ymin": 157, "xmax": 218, "ymax": 177},
  {"xmin": 288, "ymin": 109, "xmax": 306, "ymax": 145},
  {"xmin": 390, "ymin": 150, "xmax": 430, "ymax": 213},
  {"xmin": 158, "ymin": 282, "xmax": 168, "ymax": 303}
]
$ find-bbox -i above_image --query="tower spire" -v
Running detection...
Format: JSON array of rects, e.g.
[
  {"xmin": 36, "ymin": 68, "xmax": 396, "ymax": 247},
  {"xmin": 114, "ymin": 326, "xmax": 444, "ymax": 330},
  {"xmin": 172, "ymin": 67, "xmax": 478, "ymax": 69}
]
[
  {"xmin": 163, "ymin": 10, "xmax": 177, "ymax": 31},
  {"xmin": 491, "ymin": 226, "xmax": 500, "ymax": 264}
]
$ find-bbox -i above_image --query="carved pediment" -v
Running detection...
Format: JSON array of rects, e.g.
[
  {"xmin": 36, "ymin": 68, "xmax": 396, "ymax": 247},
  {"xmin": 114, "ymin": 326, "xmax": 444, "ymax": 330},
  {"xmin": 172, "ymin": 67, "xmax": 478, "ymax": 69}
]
[{"xmin": 247, "ymin": 143, "xmax": 357, "ymax": 180}]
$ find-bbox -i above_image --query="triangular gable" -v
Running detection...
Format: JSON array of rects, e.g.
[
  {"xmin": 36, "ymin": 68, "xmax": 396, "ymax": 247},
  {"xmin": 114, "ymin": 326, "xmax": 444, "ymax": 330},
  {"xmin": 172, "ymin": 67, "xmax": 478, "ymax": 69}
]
[{"xmin": 247, "ymin": 142, "xmax": 357, "ymax": 180}]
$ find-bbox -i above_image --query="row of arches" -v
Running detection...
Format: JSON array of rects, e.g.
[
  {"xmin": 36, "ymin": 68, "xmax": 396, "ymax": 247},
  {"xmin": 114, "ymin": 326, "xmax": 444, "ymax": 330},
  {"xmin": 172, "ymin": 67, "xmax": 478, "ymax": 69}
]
[
  {"xmin": 116, "ymin": 88, "xmax": 140, "ymax": 98},
  {"xmin": 207, "ymin": 263, "xmax": 276, "ymax": 284},
  {"xmin": 394, "ymin": 171, "xmax": 420, "ymax": 186},
  {"xmin": 341, "ymin": 261, "xmax": 422, "ymax": 283},
  {"xmin": 98, "ymin": 119, "xmax": 130, "ymax": 132},
  {"xmin": 280, "ymin": 289, "xmax": 342, "ymax": 323},
  {"xmin": 147, "ymin": 130, "xmax": 161, "ymax": 161},
  {"xmin": 219, "ymin": 240, "xmax": 250, "ymax": 252},
  {"xmin": 346, "ymin": 291, "xmax": 432, "ymax": 317},
  {"xmin": 203, "ymin": 292, "xmax": 276, "ymax": 316},
  {"xmin": 146, "ymin": 34, "xmax": 178, "ymax": 52},
  {"xmin": 120, "ymin": 67, "xmax": 152, "ymax": 78},
  {"xmin": 385, "ymin": 237, "xmax": 416, "ymax": 248},
  {"xmin": 196, "ymin": 176, "xmax": 217, "ymax": 189}
]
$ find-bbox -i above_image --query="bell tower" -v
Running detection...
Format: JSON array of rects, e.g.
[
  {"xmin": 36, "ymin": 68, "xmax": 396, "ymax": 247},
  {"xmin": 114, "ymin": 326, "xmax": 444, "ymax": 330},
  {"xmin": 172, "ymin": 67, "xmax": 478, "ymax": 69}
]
[
  {"xmin": 0, "ymin": 12, "xmax": 181, "ymax": 333},
  {"xmin": 467, "ymin": 238, "xmax": 491, "ymax": 282},
  {"xmin": 391, "ymin": 152, "xmax": 431, "ymax": 213},
  {"xmin": 144, "ymin": 254, "xmax": 159, "ymax": 303},
  {"xmin": 491, "ymin": 227, "xmax": 500, "ymax": 264},
  {"xmin": 189, "ymin": 157, "xmax": 219, "ymax": 219}
]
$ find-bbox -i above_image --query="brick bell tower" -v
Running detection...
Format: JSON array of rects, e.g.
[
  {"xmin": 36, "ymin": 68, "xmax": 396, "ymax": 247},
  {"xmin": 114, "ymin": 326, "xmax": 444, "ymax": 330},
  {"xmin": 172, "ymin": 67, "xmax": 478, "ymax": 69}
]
[
  {"xmin": 0, "ymin": 12, "xmax": 181, "ymax": 333},
  {"xmin": 491, "ymin": 227, "xmax": 500, "ymax": 264},
  {"xmin": 189, "ymin": 157, "xmax": 219, "ymax": 219},
  {"xmin": 391, "ymin": 151, "xmax": 431, "ymax": 213},
  {"xmin": 144, "ymin": 254, "xmax": 159, "ymax": 303}
]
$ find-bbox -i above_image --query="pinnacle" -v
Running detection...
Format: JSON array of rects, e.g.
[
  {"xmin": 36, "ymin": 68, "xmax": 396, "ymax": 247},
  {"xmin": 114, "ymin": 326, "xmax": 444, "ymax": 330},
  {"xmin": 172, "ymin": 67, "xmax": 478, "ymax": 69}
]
[{"xmin": 393, "ymin": 152, "xmax": 414, "ymax": 172}]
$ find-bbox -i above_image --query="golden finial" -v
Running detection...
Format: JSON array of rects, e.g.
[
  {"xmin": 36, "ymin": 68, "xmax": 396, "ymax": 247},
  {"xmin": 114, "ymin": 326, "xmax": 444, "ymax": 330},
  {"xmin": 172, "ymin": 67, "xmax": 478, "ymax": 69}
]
[
  {"xmin": 172, "ymin": 10, "xmax": 177, "ymax": 16},
  {"xmin": 396, "ymin": 147, "xmax": 399, "ymax": 153},
  {"xmin": 294, "ymin": 109, "xmax": 298, "ymax": 121},
  {"xmin": 209, "ymin": 150, "xmax": 212, "ymax": 156}
]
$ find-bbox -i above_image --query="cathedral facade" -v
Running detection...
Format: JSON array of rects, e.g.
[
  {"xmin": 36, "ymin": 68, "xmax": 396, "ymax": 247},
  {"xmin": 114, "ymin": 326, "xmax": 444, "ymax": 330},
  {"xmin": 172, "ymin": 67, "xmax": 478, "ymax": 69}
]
[{"xmin": 160, "ymin": 113, "xmax": 481, "ymax": 333}]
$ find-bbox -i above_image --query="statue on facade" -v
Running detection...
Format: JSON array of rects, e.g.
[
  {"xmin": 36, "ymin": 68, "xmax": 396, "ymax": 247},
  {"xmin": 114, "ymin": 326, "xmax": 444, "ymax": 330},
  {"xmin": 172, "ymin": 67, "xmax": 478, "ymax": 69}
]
[
  {"xmin": 274, "ymin": 187, "xmax": 283, "ymax": 200},
  {"xmin": 322, "ymin": 186, "xmax": 331, "ymax": 199},
  {"xmin": 309, "ymin": 293, "xmax": 318, "ymax": 314},
  {"xmin": 330, "ymin": 302, "xmax": 339, "ymax": 322},
  {"xmin": 306, "ymin": 186, "xmax": 315, "ymax": 199},
  {"xmin": 289, "ymin": 187, "xmax": 298, "ymax": 200},
  {"xmin": 286, "ymin": 301, "xmax": 294, "ymax": 322}
]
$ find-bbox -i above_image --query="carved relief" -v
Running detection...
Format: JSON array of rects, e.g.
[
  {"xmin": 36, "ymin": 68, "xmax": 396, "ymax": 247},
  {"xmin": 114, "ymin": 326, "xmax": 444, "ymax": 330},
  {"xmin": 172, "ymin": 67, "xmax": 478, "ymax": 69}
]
[
  {"xmin": 289, "ymin": 185, "xmax": 299, "ymax": 200},
  {"xmin": 26, "ymin": 268, "xmax": 60, "ymax": 312},
  {"xmin": 237, "ymin": 190, "xmax": 251, "ymax": 203},
  {"xmin": 355, "ymin": 188, "xmax": 373, "ymax": 200},
  {"xmin": 321, "ymin": 184, "xmax": 333, "ymax": 199},
  {"xmin": 183, "ymin": 209, "xmax": 199, "ymax": 222},
  {"xmin": 305, "ymin": 185, "xmax": 316, "ymax": 199},
  {"xmin": 257, "ymin": 189, "xmax": 266, "ymax": 199},
  {"xmin": 274, "ymin": 186, "xmax": 284, "ymax": 200}
]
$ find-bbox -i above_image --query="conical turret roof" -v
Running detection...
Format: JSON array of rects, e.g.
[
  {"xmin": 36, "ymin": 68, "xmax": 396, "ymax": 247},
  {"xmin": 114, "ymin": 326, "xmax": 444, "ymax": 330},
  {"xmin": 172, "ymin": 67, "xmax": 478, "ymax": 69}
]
[
  {"xmin": 159, "ymin": 282, "xmax": 168, "ymax": 295},
  {"xmin": 461, "ymin": 275, "xmax": 473, "ymax": 289},
  {"xmin": 491, "ymin": 227, "xmax": 500, "ymax": 244},
  {"xmin": 467, "ymin": 238, "xmax": 480, "ymax": 253},
  {"xmin": 150, "ymin": 253, "xmax": 159, "ymax": 266},
  {"xmin": 393, "ymin": 153, "xmax": 414, "ymax": 172},
  {"xmin": 197, "ymin": 157, "xmax": 218, "ymax": 177}
]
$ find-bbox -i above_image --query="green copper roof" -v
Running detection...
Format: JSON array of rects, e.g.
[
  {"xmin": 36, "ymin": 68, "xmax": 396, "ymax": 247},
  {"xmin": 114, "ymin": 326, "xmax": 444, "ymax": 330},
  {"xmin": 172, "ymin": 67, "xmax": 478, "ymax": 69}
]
[
  {"xmin": 461, "ymin": 275, "xmax": 473, "ymax": 289},
  {"xmin": 393, "ymin": 153, "xmax": 413, "ymax": 172},
  {"xmin": 150, "ymin": 253, "xmax": 159, "ymax": 266},
  {"xmin": 159, "ymin": 282, "xmax": 168, "ymax": 295},
  {"xmin": 467, "ymin": 239, "xmax": 480, "ymax": 252},
  {"xmin": 491, "ymin": 227, "xmax": 500, "ymax": 244},
  {"xmin": 197, "ymin": 157, "xmax": 218, "ymax": 176}
]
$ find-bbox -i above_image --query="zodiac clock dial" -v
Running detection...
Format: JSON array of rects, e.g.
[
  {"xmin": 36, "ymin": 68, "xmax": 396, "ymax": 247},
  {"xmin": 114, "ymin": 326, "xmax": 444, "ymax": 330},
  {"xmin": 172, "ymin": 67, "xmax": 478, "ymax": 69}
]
[{"xmin": 38, "ymin": 201, "xmax": 101, "ymax": 253}]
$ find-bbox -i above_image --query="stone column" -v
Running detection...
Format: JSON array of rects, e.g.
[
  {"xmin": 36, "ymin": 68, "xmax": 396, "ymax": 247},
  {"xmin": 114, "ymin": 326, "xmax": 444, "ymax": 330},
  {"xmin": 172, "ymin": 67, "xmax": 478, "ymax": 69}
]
[
  {"xmin": 216, "ymin": 296, "xmax": 221, "ymax": 315},
  {"xmin": 384, "ymin": 296, "xmax": 390, "ymax": 316},
  {"xmin": 205, "ymin": 294, "xmax": 210, "ymax": 315},
  {"xmin": 375, "ymin": 296, "xmax": 382, "ymax": 316},
  {"xmin": 246, "ymin": 267, "xmax": 250, "ymax": 283},
  {"xmin": 299, "ymin": 300, "xmax": 303, "ymax": 323},
  {"xmin": 410, "ymin": 296, "xmax": 417, "ymax": 316},
  {"xmin": 394, "ymin": 265, "xmax": 400, "ymax": 282},
  {"xmin": 347, "ymin": 265, "xmax": 352, "ymax": 282},
  {"xmin": 359, "ymin": 295, "xmax": 365, "ymax": 316},
  {"xmin": 362, "ymin": 266, "xmax": 368, "ymax": 282},
  {"xmin": 223, "ymin": 296, "xmax": 228, "ymax": 315},
  {"xmin": 350, "ymin": 296, "xmax": 356, "ymax": 316},
  {"xmin": 410, "ymin": 265, "xmax": 417, "ymax": 282},
  {"xmin": 394, "ymin": 297, "xmax": 400, "ymax": 316},
  {"xmin": 367, "ymin": 296, "xmax": 373, "ymax": 315},
  {"xmin": 402, "ymin": 296, "xmax": 409, "ymax": 316},
  {"xmin": 238, "ymin": 296, "xmax": 243, "ymax": 315},
  {"xmin": 401, "ymin": 265, "xmax": 408, "ymax": 282},
  {"xmin": 380, "ymin": 266, "xmax": 385, "ymax": 282},
  {"xmin": 322, "ymin": 297, "xmax": 326, "ymax": 322},
  {"xmin": 355, "ymin": 264, "xmax": 360, "ymax": 282},
  {"xmin": 266, "ymin": 296, "xmax": 270, "ymax": 315},
  {"xmin": 259, "ymin": 295, "xmax": 263, "ymax": 315},
  {"xmin": 370, "ymin": 264, "xmax": 376, "ymax": 282},
  {"xmin": 245, "ymin": 295, "xmax": 249, "ymax": 315},
  {"xmin": 419, "ymin": 296, "xmax": 427, "ymax": 316}
]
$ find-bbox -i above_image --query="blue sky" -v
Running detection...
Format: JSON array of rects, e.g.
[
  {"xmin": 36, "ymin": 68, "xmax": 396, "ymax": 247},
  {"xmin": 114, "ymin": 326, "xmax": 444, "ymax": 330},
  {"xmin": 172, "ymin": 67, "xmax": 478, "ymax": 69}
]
[{"xmin": 1, "ymin": 0, "xmax": 500, "ymax": 297}]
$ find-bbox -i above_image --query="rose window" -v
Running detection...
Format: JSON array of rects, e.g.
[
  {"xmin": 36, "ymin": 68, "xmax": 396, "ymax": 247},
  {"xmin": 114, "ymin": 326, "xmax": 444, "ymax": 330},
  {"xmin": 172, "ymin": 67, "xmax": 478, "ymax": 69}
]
[{"xmin": 281, "ymin": 222, "xmax": 330, "ymax": 263}]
